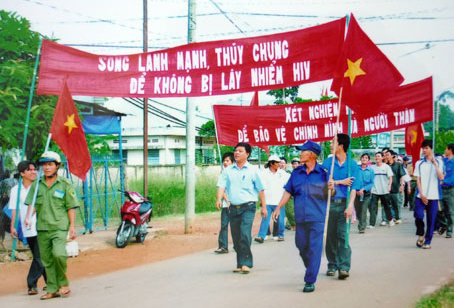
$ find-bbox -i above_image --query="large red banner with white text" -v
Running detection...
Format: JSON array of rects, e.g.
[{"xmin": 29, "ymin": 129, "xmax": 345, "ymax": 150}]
[
  {"xmin": 37, "ymin": 18, "xmax": 345, "ymax": 98},
  {"xmin": 213, "ymin": 77, "xmax": 433, "ymax": 147}
]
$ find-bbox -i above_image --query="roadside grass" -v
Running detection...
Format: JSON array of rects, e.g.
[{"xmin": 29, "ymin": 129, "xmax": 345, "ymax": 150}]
[
  {"xmin": 128, "ymin": 174, "xmax": 218, "ymax": 217},
  {"xmin": 415, "ymin": 282, "xmax": 454, "ymax": 308}
]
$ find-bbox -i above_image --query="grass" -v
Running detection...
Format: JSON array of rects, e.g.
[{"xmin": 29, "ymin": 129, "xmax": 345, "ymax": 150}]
[{"xmin": 415, "ymin": 282, "xmax": 454, "ymax": 308}]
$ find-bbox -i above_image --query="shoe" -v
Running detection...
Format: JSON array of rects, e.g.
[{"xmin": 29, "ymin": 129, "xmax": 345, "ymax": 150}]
[
  {"xmin": 416, "ymin": 236, "xmax": 425, "ymax": 248},
  {"xmin": 241, "ymin": 265, "xmax": 251, "ymax": 274},
  {"xmin": 367, "ymin": 225, "xmax": 375, "ymax": 229},
  {"xmin": 380, "ymin": 222, "xmax": 387, "ymax": 226},
  {"xmin": 326, "ymin": 269, "xmax": 336, "ymax": 276},
  {"xmin": 446, "ymin": 234, "xmax": 452, "ymax": 238},
  {"xmin": 292, "ymin": 226, "xmax": 296, "ymax": 231},
  {"xmin": 264, "ymin": 236, "xmax": 269, "ymax": 240},
  {"xmin": 359, "ymin": 230, "xmax": 365, "ymax": 234},
  {"xmin": 214, "ymin": 247, "xmax": 229, "ymax": 254},
  {"xmin": 303, "ymin": 283, "xmax": 315, "ymax": 293},
  {"xmin": 285, "ymin": 225, "xmax": 292, "ymax": 230},
  {"xmin": 233, "ymin": 268, "xmax": 242, "ymax": 273},
  {"xmin": 278, "ymin": 237, "xmax": 285, "ymax": 241},
  {"xmin": 422, "ymin": 244, "xmax": 431, "ymax": 249},
  {"xmin": 59, "ymin": 286, "xmax": 71, "ymax": 297},
  {"xmin": 254, "ymin": 237, "xmax": 264, "ymax": 244},
  {"xmin": 40, "ymin": 292, "xmax": 61, "ymax": 300},
  {"xmin": 28, "ymin": 288, "xmax": 38, "ymax": 295},
  {"xmin": 438, "ymin": 228, "xmax": 447, "ymax": 236},
  {"xmin": 338, "ymin": 270, "xmax": 350, "ymax": 280},
  {"xmin": 273, "ymin": 236, "xmax": 279, "ymax": 241},
  {"xmin": 389, "ymin": 220, "xmax": 395, "ymax": 227},
  {"xmin": 395, "ymin": 219, "xmax": 402, "ymax": 224}
]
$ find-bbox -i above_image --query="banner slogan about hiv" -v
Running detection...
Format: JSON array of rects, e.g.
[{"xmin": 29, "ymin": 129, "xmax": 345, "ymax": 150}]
[
  {"xmin": 213, "ymin": 78, "xmax": 433, "ymax": 147},
  {"xmin": 37, "ymin": 18, "xmax": 345, "ymax": 98}
]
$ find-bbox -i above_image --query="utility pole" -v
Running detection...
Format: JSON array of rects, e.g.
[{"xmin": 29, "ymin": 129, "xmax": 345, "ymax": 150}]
[
  {"xmin": 143, "ymin": 0, "xmax": 149, "ymax": 197},
  {"xmin": 185, "ymin": 0, "xmax": 196, "ymax": 233}
]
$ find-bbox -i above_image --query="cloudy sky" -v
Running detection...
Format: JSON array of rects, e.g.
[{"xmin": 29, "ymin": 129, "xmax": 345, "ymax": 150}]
[{"xmin": 2, "ymin": 0, "xmax": 454, "ymax": 124}]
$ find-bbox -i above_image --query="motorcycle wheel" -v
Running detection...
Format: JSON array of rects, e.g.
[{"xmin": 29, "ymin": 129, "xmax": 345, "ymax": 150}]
[
  {"xmin": 116, "ymin": 221, "xmax": 134, "ymax": 248},
  {"xmin": 136, "ymin": 232, "xmax": 146, "ymax": 243}
]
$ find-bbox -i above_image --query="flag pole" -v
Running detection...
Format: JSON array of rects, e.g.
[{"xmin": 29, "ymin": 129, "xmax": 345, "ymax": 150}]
[
  {"xmin": 11, "ymin": 38, "xmax": 43, "ymax": 261},
  {"xmin": 322, "ymin": 87, "xmax": 343, "ymax": 256},
  {"xmin": 345, "ymin": 107, "xmax": 352, "ymax": 248}
]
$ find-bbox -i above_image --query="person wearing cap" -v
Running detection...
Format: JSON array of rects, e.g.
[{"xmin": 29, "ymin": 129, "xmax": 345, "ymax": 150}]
[
  {"xmin": 254, "ymin": 155, "xmax": 290, "ymax": 243},
  {"xmin": 216, "ymin": 143, "xmax": 267, "ymax": 274},
  {"xmin": 24, "ymin": 151, "xmax": 79, "ymax": 300},
  {"xmin": 291, "ymin": 158, "xmax": 300, "ymax": 169},
  {"xmin": 322, "ymin": 133, "xmax": 361, "ymax": 280},
  {"xmin": 273, "ymin": 140, "xmax": 333, "ymax": 293},
  {"xmin": 9, "ymin": 161, "xmax": 47, "ymax": 295}
]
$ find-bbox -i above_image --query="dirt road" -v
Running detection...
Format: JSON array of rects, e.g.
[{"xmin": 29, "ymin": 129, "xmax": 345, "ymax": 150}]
[{"xmin": 1, "ymin": 209, "xmax": 454, "ymax": 308}]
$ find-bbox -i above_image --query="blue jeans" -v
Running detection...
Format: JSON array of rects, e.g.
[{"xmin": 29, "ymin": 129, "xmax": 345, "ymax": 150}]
[
  {"xmin": 414, "ymin": 198, "xmax": 438, "ymax": 245},
  {"xmin": 229, "ymin": 203, "xmax": 256, "ymax": 268},
  {"xmin": 257, "ymin": 205, "xmax": 286, "ymax": 239},
  {"xmin": 218, "ymin": 207, "xmax": 230, "ymax": 249},
  {"xmin": 295, "ymin": 222, "xmax": 324, "ymax": 283}
]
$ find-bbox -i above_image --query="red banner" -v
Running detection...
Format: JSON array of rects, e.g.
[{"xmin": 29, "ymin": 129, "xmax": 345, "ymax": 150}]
[
  {"xmin": 37, "ymin": 18, "xmax": 345, "ymax": 98},
  {"xmin": 214, "ymin": 77, "xmax": 433, "ymax": 147}
]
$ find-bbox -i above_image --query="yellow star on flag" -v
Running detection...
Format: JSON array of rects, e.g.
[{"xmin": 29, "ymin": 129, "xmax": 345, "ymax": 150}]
[
  {"xmin": 64, "ymin": 114, "xmax": 78, "ymax": 134},
  {"xmin": 410, "ymin": 130, "xmax": 417, "ymax": 144},
  {"xmin": 344, "ymin": 58, "xmax": 366, "ymax": 85}
]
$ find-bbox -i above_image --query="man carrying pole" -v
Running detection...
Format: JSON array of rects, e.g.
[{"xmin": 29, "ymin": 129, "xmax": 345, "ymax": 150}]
[{"xmin": 322, "ymin": 133, "xmax": 361, "ymax": 280}]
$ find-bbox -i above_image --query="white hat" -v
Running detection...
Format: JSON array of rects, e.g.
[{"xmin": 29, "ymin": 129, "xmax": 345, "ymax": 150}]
[{"xmin": 267, "ymin": 155, "xmax": 281, "ymax": 162}]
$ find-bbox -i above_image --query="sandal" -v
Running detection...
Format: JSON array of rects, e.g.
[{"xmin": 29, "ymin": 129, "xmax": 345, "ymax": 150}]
[
  {"xmin": 28, "ymin": 288, "xmax": 38, "ymax": 295},
  {"xmin": 416, "ymin": 236, "xmax": 425, "ymax": 248},
  {"xmin": 59, "ymin": 286, "xmax": 71, "ymax": 297},
  {"xmin": 40, "ymin": 292, "xmax": 61, "ymax": 300},
  {"xmin": 214, "ymin": 248, "xmax": 229, "ymax": 254},
  {"xmin": 422, "ymin": 244, "xmax": 431, "ymax": 249}
]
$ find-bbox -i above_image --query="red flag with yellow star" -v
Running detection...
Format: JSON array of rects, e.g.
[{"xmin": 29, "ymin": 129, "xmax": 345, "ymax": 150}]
[
  {"xmin": 331, "ymin": 14, "xmax": 404, "ymax": 114},
  {"xmin": 50, "ymin": 79, "xmax": 91, "ymax": 181},
  {"xmin": 405, "ymin": 123, "xmax": 424, "ymax": 168}
]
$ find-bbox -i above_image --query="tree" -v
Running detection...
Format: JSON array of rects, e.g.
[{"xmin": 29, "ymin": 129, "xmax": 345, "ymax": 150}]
[
  {"xmin": 198, "ymin": 120, "xmax": 215, "ymax": 137},
  {"xmin": 0, "ymin": 10, "xmax": 56, "ymax": 161},
  {"xmin": 266, "ymin": 86, "xmax": 300, "ymax": 105}
]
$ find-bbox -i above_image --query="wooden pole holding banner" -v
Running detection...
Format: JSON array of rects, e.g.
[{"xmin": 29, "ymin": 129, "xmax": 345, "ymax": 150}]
[
  {"xmin": 212, "ymin": 105, "xmax": 224, "ymax": 171},
  {"xmin": 11, "ymin": 38, "xmax": 42, "ymax": 261}
]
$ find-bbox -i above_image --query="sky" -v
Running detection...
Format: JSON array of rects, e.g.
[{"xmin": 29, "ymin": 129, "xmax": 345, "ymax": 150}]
[{"xmin": 2, "ymin": 0, "xmax": 454, "ymax": 127}]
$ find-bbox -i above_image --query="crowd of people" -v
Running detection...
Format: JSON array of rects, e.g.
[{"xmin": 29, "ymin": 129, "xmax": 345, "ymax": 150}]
[{"xmin": 215, "ymin": 137, "xmax": 453, "ymax": 293}]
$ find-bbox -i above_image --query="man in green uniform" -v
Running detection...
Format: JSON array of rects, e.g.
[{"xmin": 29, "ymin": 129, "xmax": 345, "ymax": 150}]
[{"xmin": 25, "ymin": 151, "xmax": 78, "ymax": 300}]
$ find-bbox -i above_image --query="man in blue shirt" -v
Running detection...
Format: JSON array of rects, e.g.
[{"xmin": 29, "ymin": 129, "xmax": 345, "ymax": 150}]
[
  {"xmin": 354, "ymin": 153, "xmax": 375, "ymax": 233},
  {"xmin": 322, "ymin": 133, "xmax": 361, "ymax": 280},
  {"xmin": 439, "ymin": 143, "xmax": 454, "ymax": 238},
  {"xmin": 273, "ymin": 140, "xmax": 333, "ymax": 293},
  {"xmin": 216, "ymin": 143, "xmax": 267, "ymax": 274}
]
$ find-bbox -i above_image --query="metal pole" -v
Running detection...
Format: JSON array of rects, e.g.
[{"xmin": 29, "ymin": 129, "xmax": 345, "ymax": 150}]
[
  {"xmin": 185, "ymin": 0, "xmax": 197, "ymax": 234},
  {"xmin": 143, "ymin": 0, "xmax": 149, "ymax": 197},
  {"xmin": 11, "ymin": 38, "xmax": 42, "ymax": 261}
]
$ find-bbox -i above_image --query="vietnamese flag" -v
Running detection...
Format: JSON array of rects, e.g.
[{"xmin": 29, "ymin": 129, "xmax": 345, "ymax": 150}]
[
  {"xmin": 331, "ymin": 14, "xmax": 404, "ymax": 114},
  {"xmin": 405, "ymin": 123, "xmax": 424, "ymax": 169},
  {"xmin": 50, "ymin": 79, "xmax": 91, "ymax": 181}
]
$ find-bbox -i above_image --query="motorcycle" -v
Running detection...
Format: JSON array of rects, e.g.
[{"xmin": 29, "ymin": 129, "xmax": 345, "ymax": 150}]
[{"xmin": 115, "ymin": 190, "xmax": 153, "ymax": 248}]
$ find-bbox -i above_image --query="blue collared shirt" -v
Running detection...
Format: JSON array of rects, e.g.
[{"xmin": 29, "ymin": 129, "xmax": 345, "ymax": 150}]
[
  {"xmin": 284, "ymin": 163, "xmax": 329, "ymax": 223},
  {"xmin": 443, "ymin": 157, "xmax": 454, "ymax": 187},
  {"xmin": 359, "ymin": 165, "xmax": 375, "ymax": 192},
  {"xmin": 217, "ymin": 162, "xmax": 264, "ymax": 205},
  {"xmin": 322, "ymin": 156, "xmax": 361, "ymax": 199}
]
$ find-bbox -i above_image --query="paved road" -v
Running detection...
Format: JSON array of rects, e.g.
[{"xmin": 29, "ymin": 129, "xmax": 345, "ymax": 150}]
[{"xmin": 2, "ymin": 209, "xmax": 454, "ymax": 308}]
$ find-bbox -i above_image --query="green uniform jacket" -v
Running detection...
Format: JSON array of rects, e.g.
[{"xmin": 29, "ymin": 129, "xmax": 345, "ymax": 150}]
[{"xmin": 25, "ymin": 176, "xmax": 79, "ymax": 231}]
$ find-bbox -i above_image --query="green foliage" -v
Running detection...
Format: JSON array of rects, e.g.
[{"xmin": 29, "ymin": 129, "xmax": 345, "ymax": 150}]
[
  {"xmin": 351, "ymin": 136, "xmax": 373, "ymax": 149},
  {"xmin": 415, "ymin": 282, "xmax": 454, "ymax": 308},
  {"xmin": 0, "ymin": 10, "xmax": 56, "ymax": 160},
  {"xmin": 424, "ymin": 102, "xmax": 454, "ymax": 134},
  {"xmin": 434, "ymin": 130, "xmax": 454, "ymax": 154},
  {"xmin": 198, "ymin": 120, "xmax": 215, "ymax": 137},
  {"xmin": 266, "ymin": 86, "xmax": 300, "ymax": 105}
]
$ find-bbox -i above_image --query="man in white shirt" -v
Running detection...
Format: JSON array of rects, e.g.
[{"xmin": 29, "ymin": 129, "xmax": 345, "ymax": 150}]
[
  {"xmin": 414, "ymin": 139, "xmax": 445, "ymax": 249},
  {"xmin": 255, "ymin": 155, "xmax": 290, "ymax": 242},
  {"xmin": 370, "ymin": 152, "xmax": 394, "ymax": 228},
  {"xmin": 9, "ymin": 161, "xmax": 46, "ymax": 295}
]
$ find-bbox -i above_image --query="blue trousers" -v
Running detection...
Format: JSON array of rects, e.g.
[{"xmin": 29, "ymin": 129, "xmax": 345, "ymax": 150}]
[
  {"xmin": 257, "ymin": 205, "xmax": 286, "ymax": 239},
  {"xmin": 414, "ymin": 198, "xmax": 438, "ymax": 245},
  {"xmin": 217, "ymin": 207, "xmax": 230, "ymax": 249},
  {"xmin": 295, "ymin": 222, "xmax": 324, "ymax": 283},
  {"xmin": 229, "ymin": 203, "xmax": 256, "ymax": 268}
]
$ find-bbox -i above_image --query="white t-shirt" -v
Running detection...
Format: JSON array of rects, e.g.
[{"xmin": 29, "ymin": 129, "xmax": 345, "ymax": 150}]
[
  {"xmin": 414, "ymin": 157, "xmax": 444, "ymax": 200},
  {"xmin": 371, "ymin": 163, "xmax": 393, "ymax": 195},
  {"xmin": 8, "ymin": 184, "xmax": 37, "ymax": 238},
  {"xmin": 261, "ymin": 168, "xmax": 290, "ymax": 205}
]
